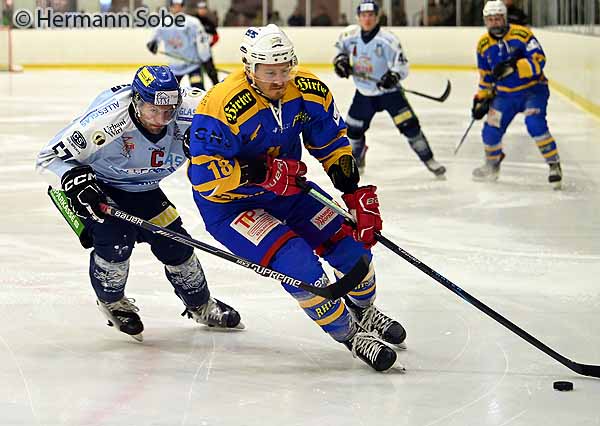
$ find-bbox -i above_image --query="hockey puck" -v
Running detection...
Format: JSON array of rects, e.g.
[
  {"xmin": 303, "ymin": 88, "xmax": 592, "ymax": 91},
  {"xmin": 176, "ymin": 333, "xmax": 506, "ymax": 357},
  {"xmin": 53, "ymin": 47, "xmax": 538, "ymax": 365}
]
[{"xmin": 553, "ymin": 381, "xmax": 574, "ymax": 391}]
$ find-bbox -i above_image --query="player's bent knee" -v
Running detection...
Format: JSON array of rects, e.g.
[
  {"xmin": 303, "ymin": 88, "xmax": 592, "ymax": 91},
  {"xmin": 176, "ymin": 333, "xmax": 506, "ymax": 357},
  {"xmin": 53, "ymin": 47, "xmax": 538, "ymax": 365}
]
[{"xmin": 524, "ymin": 114, "xmax": 548, "ymax": 136}]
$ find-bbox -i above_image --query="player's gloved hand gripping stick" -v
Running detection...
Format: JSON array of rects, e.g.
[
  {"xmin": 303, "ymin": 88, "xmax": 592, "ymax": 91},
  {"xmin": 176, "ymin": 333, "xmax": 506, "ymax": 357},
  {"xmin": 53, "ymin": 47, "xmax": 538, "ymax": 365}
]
[{"xmin": 298, "ymin": 180, "xmax": 600, "ymax": 378}]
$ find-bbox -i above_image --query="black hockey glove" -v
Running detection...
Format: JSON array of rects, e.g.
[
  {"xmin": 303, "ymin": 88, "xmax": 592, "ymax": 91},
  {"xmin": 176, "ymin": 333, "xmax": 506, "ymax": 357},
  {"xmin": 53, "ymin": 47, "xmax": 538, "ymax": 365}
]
[
  {"xmin": 333, "ymin": 54, "xmax": 352, "ymax": 79},
  {"xmin": 492, "ymin": 57, "xmax": 518, "ymax": 80},
  {"xmin": 61, "ymin": 165, "xmax": 107, "ymax": 223},
  {"xmin": 146, "ymin": 40, "xmax": 158, "ymax": 54},
  {"xmin": 471, "ymin": 96, "xmax": 492, "ymax": 120},
  {"xmin": 377, "ymin": 71, "xmax": 401, "ymax": 90}
]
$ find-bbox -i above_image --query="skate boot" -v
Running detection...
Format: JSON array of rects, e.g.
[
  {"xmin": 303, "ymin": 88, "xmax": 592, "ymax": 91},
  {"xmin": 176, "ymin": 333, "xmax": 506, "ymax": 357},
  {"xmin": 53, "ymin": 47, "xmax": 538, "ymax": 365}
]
[
  {"xmin": 343, "ymin": 332, "xmax": 397, "ymax": 372},
  {"xmin": 472, "ymin": 153, "xmax": 505, "ymax": 182},
  {"xmin": 548, "ymin": 162, "xmax": 562, "ymax": 190},
  {"xmin": 97, "ymin": 297, "xmax": 144, "ymax": 342},
  {"xmin": 345, "ymin": 298, "xmax": 406, "ymax": 347},
  {"xmin": 425, "ymin": 158, "xmax": 447, "ymax": 179},
  {"xmin": 182, "ymin": 297, "xmax": 245, "ymax": 329}
]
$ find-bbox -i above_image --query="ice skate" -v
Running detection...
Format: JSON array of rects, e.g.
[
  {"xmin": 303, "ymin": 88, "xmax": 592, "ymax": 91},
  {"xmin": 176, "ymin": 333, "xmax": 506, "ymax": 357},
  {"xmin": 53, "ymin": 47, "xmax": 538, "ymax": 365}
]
[
  {"xmin": 346, "ymin": 298, "xmax": 406, "ymax": 348},
  {"xmin": 425, "ymin": 158, "xmax": 447, "ymax": 179},
  {"xmin": 182, "ymin": 297, "xmax": 245, "ymax": 329},
  {"xmin": 548, "ymin": 162, "xmax": 562, "ymax": 190},
  {"xmin": 97, "ymin": 297, "xmax": 144, "ymax": 342},
  {"xmin": 472, "ymin": 153, "xmax": 505, "ymax": 182},
  {"xmin": 343, "ymin": 332, "xmax": 399, "ymax": 372}
]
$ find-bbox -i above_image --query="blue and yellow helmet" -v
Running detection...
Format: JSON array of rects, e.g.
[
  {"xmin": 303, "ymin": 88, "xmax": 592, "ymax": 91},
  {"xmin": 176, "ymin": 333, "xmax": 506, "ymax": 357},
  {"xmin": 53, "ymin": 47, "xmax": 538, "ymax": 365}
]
[{"xmin": 131, "ymin": 65, "xmax": 182, "ymax": 107}]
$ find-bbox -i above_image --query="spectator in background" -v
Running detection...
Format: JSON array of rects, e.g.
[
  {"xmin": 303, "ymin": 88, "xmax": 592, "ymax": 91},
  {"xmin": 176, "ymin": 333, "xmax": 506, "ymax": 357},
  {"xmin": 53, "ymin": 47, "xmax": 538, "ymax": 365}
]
[
  {"xmin": 287, "ymin": 6, "xmax": 305, "ymax": 26},
  {"xmin": 311, "ymin": 5, "xmax": 332, "ymax": 26},
  {"xmin": 223, "ymin": 7, "xmax": 240, "ymax": 26},
  {"xmin": 268, "ymin": 10, "xmax": 283, "ymax": 26},
  {"xmin": 379, "ymin": 11, "xmax": 388, "ymax": 25},
  {"xmin": 504, "ymin": 0, "xmax": 528, "ymax": 25},
  {"xmin": 392, "ymin": 0, "xmax": 408, "ymax": 26},
  {"xmin": 420, "ymin": 0, "xmax": 455, "ymax": 26},
  {"xmin": 338, "ymin": 12, "xmax": 349, "ymax": 26}
]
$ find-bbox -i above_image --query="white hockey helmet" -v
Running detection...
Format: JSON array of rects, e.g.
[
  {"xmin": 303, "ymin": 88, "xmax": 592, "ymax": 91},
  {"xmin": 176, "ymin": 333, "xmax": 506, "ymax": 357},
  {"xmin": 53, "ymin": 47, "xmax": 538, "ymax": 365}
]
[
  {"xmin": 240, "ymin": 24, "xmax": 298, "ymax": 75},
  {"xmin": 483, "ymin": 0, "xmax": 507, "ymax": 18}
]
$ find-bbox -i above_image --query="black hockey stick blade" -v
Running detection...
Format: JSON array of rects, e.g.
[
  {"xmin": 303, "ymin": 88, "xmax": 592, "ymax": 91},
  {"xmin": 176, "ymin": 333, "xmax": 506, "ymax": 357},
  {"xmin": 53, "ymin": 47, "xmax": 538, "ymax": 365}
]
[
  {"xmin": 404, "ymin": 79, "xmax": 451, "ymax": 103},
  {"xmin": 100, "ymin": 204, "xmax": 365, "ymax": 300},
  {"xmin": 301, "ymin": 184, "xmax": 600, "ymax": 378},
  {"xmin": 568, "ymin": 362, "xmax": 600, "ymax": 378}
]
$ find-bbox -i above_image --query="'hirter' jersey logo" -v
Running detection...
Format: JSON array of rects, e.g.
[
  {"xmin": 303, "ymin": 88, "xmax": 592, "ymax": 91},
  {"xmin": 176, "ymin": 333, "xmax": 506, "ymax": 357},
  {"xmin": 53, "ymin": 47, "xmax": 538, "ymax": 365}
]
[
  {"xmin": 294, "ymin": 76, "xmax": 329, "ymax": 98},
  {"xmin": 224, "ymin": 89, "xmax": 256, "ymax": 124}
]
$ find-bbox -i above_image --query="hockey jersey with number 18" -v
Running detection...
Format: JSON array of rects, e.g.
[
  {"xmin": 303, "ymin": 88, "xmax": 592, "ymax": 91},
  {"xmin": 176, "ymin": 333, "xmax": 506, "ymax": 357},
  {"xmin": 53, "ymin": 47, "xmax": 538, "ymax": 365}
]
[
  {"xmin": 36, "ymin": 85, "xmax": 205, "ymax": 191},
  {"xmin": 187, "ymin": 68, "xmax": 351, "ymax": 205},
  {"xmin": 334, "ymin": 24, "xmax": 409, "ymax": 96}
]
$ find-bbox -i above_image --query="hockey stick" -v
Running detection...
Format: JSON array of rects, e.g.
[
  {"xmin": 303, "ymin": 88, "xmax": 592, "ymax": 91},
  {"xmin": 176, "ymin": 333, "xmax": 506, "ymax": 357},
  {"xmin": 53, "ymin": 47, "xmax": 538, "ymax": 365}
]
[
  {"xmin": 454, "ymin": 118, "xmax": 476, "ymax": 155},
  {"xmin": 99, "ymin": 203, "xmax": 369, "ymax": 300},
  {"xmin": 158, "ymin": 50, "xmax": 231, "ymax": 75},
  {"xmin": 299, "ymin": 183, "xmax": 600, "ymax": 378},
  {"xmin": 351, "ymin": 71, "xmax": 451, "ymax": 103}
]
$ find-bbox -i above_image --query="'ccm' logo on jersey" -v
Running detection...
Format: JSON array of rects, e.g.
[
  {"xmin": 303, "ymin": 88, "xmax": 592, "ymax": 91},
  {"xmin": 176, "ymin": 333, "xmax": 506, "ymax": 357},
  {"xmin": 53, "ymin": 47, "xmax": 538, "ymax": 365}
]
[
  {"xmin": 294, "ymin": 76, "xmax": 329, "ymax": 98},
  {"xmin": 224, "ymin": 89, "xmax": 256, "ymax": 124}
]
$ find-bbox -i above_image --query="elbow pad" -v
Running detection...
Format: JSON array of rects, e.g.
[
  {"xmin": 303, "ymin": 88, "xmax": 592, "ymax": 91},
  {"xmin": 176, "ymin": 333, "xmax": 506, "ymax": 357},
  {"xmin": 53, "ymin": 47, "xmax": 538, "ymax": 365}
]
[{"xmin": 327, "ymin": 154, "xmax": 359, "ymax": 194}]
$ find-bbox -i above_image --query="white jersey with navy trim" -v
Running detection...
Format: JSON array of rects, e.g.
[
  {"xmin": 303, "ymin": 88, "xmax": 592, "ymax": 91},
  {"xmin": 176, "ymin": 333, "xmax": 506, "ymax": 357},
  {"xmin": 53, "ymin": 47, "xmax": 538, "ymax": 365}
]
[
  {"xmin": 334, "ymin": 25, "xmax": 409, "ymax": 97},
  {"xmin": 150, "ymin": 14, "xmax": 211, "ymax": 76},
  {"xmin": 36, "ymin": 85, "xmax": 204, "ymax": 192}
]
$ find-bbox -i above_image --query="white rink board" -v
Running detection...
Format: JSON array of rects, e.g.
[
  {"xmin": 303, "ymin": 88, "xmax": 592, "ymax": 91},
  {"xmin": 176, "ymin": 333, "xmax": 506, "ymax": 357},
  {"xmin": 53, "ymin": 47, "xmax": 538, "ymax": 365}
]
[{"xmin": 0, "ymin": 69, "xmax": 599, "ymax": 426}]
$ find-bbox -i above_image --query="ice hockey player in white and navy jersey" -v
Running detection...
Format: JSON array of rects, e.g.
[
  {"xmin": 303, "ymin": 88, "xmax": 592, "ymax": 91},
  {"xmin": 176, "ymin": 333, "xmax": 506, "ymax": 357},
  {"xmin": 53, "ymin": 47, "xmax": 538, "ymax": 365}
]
[
  {"xmin": 146, "ymin": 0, "xmax": 218, "ymax": 89},
  {"xmin": 36, "ymin": 65, "xmax": 243, "ymax": 342},
  {"xmin": 333, "ymin": 0, "xmax": 446, "ymax": 178}
]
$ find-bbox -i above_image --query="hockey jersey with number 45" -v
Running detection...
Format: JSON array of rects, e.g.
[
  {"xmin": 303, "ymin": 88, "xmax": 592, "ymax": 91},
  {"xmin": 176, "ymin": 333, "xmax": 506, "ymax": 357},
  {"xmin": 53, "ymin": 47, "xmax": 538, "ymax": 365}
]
[
  {"xmin": 477, "ymin": 24, "xmax": 548, "ymax": 97},
  {"xmin": 334, "ymin": 24, "xmax": 409, "ymax": 96},
  {"xmin": 36, "ymin": 85, "xmax": 204, "ymax": 192}
]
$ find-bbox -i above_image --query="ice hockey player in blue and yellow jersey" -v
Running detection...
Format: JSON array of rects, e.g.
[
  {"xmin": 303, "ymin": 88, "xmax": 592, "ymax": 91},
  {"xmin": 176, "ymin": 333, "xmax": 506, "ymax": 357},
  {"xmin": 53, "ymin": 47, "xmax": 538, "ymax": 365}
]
[
  {"xmin": 36, "ymin": 66, "xmax": 243, "ymax": 342},
  {"xmin": 187, "ymin": 24, "xmax": 406, "ymax": 372},
  {"xmin": 471, "ymin": 0, "xmax": 562, "ymax": 189}
]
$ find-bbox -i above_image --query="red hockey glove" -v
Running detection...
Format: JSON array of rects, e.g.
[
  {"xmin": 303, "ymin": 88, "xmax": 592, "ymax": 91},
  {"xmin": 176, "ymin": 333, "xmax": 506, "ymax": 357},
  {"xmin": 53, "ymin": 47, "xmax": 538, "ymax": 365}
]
[
  {"xmin": 341, "ymin": 185, "xmax": 382, "ymax": 248},
  {"xmin": 258, "ymin": 157, "xmax": 307, "ymax": 196}
]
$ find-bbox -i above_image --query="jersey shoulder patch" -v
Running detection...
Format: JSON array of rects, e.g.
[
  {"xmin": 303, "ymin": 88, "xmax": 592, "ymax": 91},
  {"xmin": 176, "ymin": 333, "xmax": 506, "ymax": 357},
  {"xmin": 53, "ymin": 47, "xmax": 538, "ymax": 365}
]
[
  {"xmin": 477, "ymin": 34, "xmax": 493, "ymax": 54},
  {"xmin": 377, "ymin": 29, "xmax": 400, "ymax": 45},
  {"xmin": 293, "ymin": 69, "xmax": 330, "ymax": 99},
  {"xmin": 196, "ymin": 70, "xmax": 256, "ymax": 127},
  {"xmin": 177, "ymin": 87, "xmax": 206, "ymax": 122},
  {"xmin": 340, "ymin": 24, "xmax": 360, "ymax": 39},
  {"xmin": 508, "ymin": 24, "xmax": 532, "ymax": 41}
]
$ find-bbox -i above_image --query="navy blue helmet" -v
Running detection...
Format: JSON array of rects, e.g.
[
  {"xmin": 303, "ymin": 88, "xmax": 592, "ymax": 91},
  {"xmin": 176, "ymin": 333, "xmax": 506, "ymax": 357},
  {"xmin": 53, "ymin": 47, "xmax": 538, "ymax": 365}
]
[{"xmin": 356, "ymin": 0, "xmax": 379, "ymax": 15}]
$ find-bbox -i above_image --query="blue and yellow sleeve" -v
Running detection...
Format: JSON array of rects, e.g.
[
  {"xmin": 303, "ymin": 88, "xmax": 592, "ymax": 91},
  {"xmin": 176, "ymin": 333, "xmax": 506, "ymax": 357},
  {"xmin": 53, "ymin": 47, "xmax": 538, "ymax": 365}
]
[
  {"xmin": 187, "ymin": 91, "xmax": 245, "ymax": 198},
  {"xmin": 293, "ymin": 69, "xmax": 352, "ymax": 172},
  {"xmin": 506, "ymin": 25, "xmax": 546, "ymax": 79},
  {"xmin": 476, "ymin": 34, "xmax": 495, "ymax": 97}
]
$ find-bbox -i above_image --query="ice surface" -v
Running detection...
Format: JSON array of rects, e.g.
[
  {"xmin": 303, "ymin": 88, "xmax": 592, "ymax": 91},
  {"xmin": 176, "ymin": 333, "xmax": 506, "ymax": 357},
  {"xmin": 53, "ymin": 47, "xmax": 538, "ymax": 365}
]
[{"xmin": 1, "ymin": 69, "xmax": 599, "ymax": 426}]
